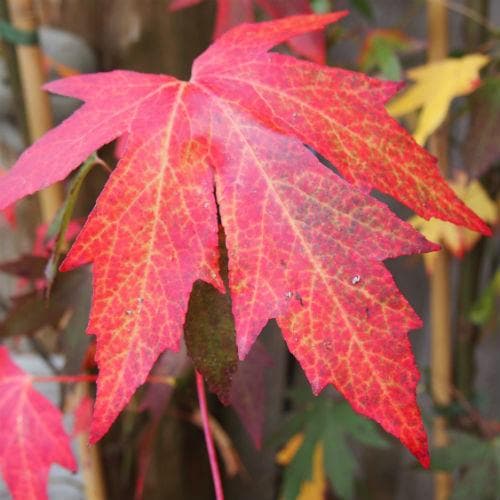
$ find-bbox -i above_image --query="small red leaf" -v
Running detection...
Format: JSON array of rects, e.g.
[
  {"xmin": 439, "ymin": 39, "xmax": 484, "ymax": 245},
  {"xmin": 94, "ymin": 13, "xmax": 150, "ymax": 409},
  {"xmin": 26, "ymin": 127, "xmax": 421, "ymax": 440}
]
[{"xmin": 0, "ymin": 347, "xmax": 76, "ymax": 500}]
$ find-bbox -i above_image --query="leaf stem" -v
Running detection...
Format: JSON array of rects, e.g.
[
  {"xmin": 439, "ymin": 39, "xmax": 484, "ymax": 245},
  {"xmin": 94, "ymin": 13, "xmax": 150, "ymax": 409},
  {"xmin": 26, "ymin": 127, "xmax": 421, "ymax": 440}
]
[
  {"xmin": 196, "ymin": 371, "xmax": 224, "ymax": 500},
  {"xmin": 33, "ymin": 374, "xmax": 97, "ymax": 384},
  {"xmin": 427, "ymin": 0, "xmax": 453, "ymax": 496},
  {"xmin": 32, "ymin": 373, "xmax": 176, "ymax": 386},
  {"xmin": 434, "ymin": 0, "xmax": 498, "ymax": 35}
]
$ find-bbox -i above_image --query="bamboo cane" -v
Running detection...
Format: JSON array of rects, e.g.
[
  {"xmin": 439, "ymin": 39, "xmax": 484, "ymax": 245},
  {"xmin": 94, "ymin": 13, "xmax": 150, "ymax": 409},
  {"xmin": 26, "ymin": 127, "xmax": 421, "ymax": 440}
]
[
  {"xmin": 6, "ymin": 0, "xmax": 62, "ymax": 222},
  {"xmin": 74, "ymin": 382, "xmax": 107, "ymax": 500},
  {"xmin": 6, "ymin": 2, "xmax": 106, "ymax": 498},
  {"xmin": 427, "ymin": 1, "xmax": 453, "ymax": 499}
]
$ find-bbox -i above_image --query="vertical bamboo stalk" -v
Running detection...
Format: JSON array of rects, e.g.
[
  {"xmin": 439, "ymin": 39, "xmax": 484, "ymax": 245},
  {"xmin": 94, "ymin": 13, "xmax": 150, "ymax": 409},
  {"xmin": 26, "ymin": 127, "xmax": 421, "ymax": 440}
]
[
  {"xmin": 0, "ymin": 0, "xmax": 29, "ymax": 143},
  {"xmin": 427, "ymin": 1, "xmax": 452, "ymax": 499},
  {"xmin": 6, "ymin": 2, "xmax": 106, "ymax": 498},
  {"xmin": 6, "ymin": 0, "xmax": 63, "ymax": 222},
  {"xmin": 75, "ymin": 383, "xmax": 107, "ymax": 500}
]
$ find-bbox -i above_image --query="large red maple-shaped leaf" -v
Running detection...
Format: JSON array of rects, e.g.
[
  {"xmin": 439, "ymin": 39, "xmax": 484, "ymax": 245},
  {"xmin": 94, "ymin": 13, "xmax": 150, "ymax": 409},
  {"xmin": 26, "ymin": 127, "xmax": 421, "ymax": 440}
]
[
  {"xmin": 170, "ymin": 0, "xmax": 325, "ymax": 63},
  {"xmin": 0, "ymin": 347, "xmax": 76, "ymax": 500},
  {"xmin": 0, "ymin": 14, "xmax": 490, "ymax": 467}
]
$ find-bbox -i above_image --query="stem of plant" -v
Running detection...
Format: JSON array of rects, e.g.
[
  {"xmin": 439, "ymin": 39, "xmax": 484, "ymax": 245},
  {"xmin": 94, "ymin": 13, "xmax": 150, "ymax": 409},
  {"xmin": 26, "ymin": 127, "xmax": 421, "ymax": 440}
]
[
  {"xmin": 196, "ymin": 371, "xmax": 224, "ymax": 500},
  {"xmin": 0, "ymin": 0, "xmax": 29, "ymax": 143},
  {"xmin": 427, "ymin": 1, "xmax": 453, "ymax": 499},
  {"xmin": 6, "ymin": 0, "xmax": 64, "ymax": 222},
  {"xmin": 32, "ymin": 373, "xmax": 176, "ymax": 386}
]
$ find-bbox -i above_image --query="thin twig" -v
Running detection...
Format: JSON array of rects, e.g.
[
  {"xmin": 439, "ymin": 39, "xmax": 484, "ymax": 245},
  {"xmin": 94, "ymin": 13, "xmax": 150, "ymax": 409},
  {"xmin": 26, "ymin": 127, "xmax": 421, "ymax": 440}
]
[
  {"xmin": 196, "ymin": 371, "xmax": 224, "ymax": 500},
  {"xmin": 32, "ymin": 373, "xmax": 176, "ymax": 386},
  {"xmin": 433, "ymin": 0, "xmax": 498, "ymax": 34}
]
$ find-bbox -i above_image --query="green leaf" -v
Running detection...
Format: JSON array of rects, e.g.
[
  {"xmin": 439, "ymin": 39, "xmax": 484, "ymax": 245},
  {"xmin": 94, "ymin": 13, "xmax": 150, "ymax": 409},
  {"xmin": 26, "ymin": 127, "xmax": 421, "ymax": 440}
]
[
  {"xmin": 311, "ymin": 0, "xmax": 331, "ymax": 14},
  {"xmin": 349, "ymin": 0, "xmax": 373, "ymax": 19},
  {"xmin": 281, "ymin": 403, "xmax": 328, "ymax": 500},
  {"xmin": 494, "ymin": 437, "xmax": 500, "ymax": 495},
  {"xmin": 323, "ymin": 401, "xmax": 387, "ymax": 498},
  {"xmin": 431, "ymin": 432, "xmax": 500, "ymax": 500},
  {"xmin": 371, "ymin": 38, "xmax": 403, "ymax": 80},
  {"xmin": 45, "ymin": 153, "xmax": 101, "ymax": 289},
  {"xmin": 469, "ymin": 269, "xmax": 500, "ymax": 327},
  {"xmin": 267, "ymin": 410, "xmax": 310, "ymax": 449},
  {"xmin": 278, "ymin": 397, "xmax": 388, "ymax": 499},
  {"xmin": 323, "ymin": 423, "xmax": 357, "ymax": 499},
  {"xmin": 452, "ymin": 460, "xmax": 493, "ymax": 500},
  {"xmin": 333, "ymin": 401, "xmax": 389, "ymax": 449},
  {"xmin": 431, "ymin": 432, "xmax": 490, "ymax": 471}
]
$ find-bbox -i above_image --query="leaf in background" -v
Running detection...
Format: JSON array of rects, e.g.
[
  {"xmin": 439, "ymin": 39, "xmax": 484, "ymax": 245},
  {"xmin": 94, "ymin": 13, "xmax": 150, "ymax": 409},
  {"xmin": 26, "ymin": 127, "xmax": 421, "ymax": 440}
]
[
  {"xmin": 323, "ymin": 422, "xmax": 357, "ymax": 499},
  {"xmin": 359, "ymin": 29, "xmax": 418, "ymax": 80},
  {"xmin": 0, "ymin": 255, "xmax": 48, "ymax": 281},
  {"xmin": 136, "ymin": 345, "xmax": 189, "ymax": 500},
  {"xmin": 325, "ymin": 401, "xmax": 388, "ymax": 499},
  {"xmin": 140, "ymin": 343, "xmax": 189, "ymax": 421},
  {"xmin": 45, "ymin": 154, "xmax": 101, "ymax": 288},
  {"xmin": 278, "ymin": 398, "xmax": 388, "ymax": 499},
  {"xmin": 431, "ymin": 432, "xmax": 499, "ymax": 500},
  {"xmin": 60, "ymin": 268, "xmax": 93, "ymax": 376},
  {"xmin": 310, "ymin": 0, "xmax": 330, "ymax": 14},
  {"xmin": 0, "ymin": 291, "xmax": 66, "ymax": 338},
  {"xmin": 277, "ymin": 434, "xmax": 327, "ymax": 500},
  {"xmin": 410, "ymin": 176, "xmax": 497, "ymax": 272},
  {"xmin": 387, "ymin": 54, "xmax": 490, "ymax": 144},
  {"xmin": 279, "ymin": 404, "xmax": 327, "ymax": 500},
  {"xmin": 229, "ymin": 340, "xmax": 272, "ymax": 448},
  {"xmin": 469, "ymin": 268, "xmax": 500, "ymax": 327},
  {"xmin": 349, "ymin": 0, "xmax": 373, "ymax": 19},
  {"xmin": 463, "ymin": 76, "xmax": 500, "ymax": 177},
  {"xmin": 0, "ymin": 14, "xmax": 491, "ymax": 464},
  {"xmin": 170, "ymin": 0, "xmax": 326, "ymax": 63},
  {"xmin": 0, "ymin": 268, "xmax": 90, "ymax": 340},
  {"xmin": 0, "ymin": 347, "xmax": 76, "ymax": 500}
]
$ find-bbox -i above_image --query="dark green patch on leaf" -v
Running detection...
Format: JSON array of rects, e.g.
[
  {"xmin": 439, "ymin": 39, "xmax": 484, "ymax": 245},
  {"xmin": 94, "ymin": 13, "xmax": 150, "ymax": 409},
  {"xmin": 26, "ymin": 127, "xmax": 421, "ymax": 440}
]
[{"xmin": 184, "ymin": 228, "xmax": 238, "ymax": 404}]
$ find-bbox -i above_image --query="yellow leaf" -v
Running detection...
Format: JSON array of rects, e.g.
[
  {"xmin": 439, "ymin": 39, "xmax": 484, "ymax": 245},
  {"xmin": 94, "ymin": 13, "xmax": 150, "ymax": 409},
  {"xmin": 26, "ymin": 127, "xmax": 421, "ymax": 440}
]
[
  {"xmin": 387, "ymin": 54, "xmax": 489, "ymax": 144},
  {"xmin": 410, "ymin": 175, "xmax": 497, "ymax": 272},
  {"xmin": 277, "ymin": 434, "xmax": 327, "ymax": 500}
]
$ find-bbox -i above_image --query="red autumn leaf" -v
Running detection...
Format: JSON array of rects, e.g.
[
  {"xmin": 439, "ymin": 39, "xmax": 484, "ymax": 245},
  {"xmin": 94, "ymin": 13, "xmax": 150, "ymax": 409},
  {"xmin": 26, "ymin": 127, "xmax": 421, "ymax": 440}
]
[
  {"xmin": 0, "ymin": 14, "xmax": 491, "ymax": 467},
  {"xmin": 0, "ymin": 347, "xmax": 76, "ymax": 499},
  {"xmin": 169, "ymin": 0, "xmax": 325, "ymax": 63}
]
